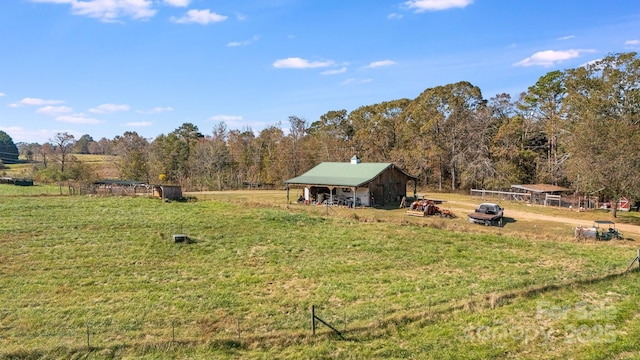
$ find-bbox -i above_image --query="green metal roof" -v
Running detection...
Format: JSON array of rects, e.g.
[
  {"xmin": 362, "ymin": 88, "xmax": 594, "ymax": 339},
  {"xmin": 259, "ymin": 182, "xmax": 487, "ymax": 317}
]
[{"xmin": 285, "ymin": 162, "xmax": 415, "ymax": 187}]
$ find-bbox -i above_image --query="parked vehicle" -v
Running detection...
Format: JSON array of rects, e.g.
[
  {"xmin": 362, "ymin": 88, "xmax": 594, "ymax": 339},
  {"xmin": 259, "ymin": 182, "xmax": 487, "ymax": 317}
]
[
  {"xmin": 575, "ymin": 220, "xmax": 622, "ymax": 240},
  {"xmin": 468, "ymin": 203, "xmax": 504, "ymax": 227}
]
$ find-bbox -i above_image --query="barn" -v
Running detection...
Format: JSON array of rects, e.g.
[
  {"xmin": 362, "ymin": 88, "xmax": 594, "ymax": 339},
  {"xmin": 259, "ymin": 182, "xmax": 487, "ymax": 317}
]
[{"xmin": 285, "ymin": 156, "xmax": 417, "ymax": 207}]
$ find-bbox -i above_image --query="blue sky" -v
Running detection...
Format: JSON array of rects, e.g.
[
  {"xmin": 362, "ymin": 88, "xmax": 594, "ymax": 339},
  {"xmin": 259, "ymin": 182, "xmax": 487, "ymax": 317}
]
[{"xmin": 1, "ymin": 0, "xmax": 639, "ymax": 144}]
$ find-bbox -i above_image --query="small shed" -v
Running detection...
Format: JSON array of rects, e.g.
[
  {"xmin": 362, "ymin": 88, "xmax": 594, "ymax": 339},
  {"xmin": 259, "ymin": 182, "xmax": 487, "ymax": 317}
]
[
  {"xmin": 152, "ymin": 185, "xmax": 183, "ymax": 200},
  {"xmin": 285, "ymin": 157, "xmax": 417, "ymax": 207},
  {"xmin": 511, "ymin": 184, "xmax": 572, "ymax": 206}
]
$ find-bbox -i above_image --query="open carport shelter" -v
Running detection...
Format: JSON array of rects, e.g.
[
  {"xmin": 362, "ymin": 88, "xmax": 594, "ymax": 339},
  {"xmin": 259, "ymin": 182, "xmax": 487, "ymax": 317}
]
[{"xmin": 285, "ymin": 159, "xmax": 417, "ymax": 207}]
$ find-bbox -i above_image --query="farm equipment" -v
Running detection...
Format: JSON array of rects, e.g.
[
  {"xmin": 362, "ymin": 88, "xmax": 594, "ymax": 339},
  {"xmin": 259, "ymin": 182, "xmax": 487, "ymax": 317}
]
[
  {"xmin": 468, "ymin": 203, "xmax": 504, "ymax": 227},
  {"xmin": 575, "ymin": 220, "xmax": 622, "ymax": 240},
  {"xmin": 406, "ymin": 199, "xmax": 456, "ymax": 218}
]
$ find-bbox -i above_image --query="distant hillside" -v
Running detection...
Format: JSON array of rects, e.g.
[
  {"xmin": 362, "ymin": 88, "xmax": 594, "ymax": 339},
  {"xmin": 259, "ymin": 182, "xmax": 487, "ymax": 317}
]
[
  {"xmin": 74, "ymin": 154, "xmax": 120, "ymax": 179},
  {"xmin": 3, "ymin": 154, "xmax": 120, "ymax": 180}
]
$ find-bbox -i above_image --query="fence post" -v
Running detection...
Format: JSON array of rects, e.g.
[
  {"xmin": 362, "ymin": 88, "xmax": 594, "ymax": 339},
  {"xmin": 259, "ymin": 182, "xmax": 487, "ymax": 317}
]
[
  {"xmin": 627, "ymin": 249, "xmax": 640, "ymax": 272},
  {"xmin": 311, "ymin": 305, "xmax": 316, "ymax": 335},
  {"xmin": 310, "ymin": 305, "xmax": 345, "ymax": 340},
  {"xmin": 343, "ymin": 308, "xmax": 347, "ymax": 332}
]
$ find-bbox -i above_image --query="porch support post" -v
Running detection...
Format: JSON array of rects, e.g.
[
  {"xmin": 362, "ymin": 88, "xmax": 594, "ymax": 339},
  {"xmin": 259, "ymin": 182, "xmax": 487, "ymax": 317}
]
[{"xmin": 353, "ymin": 187, "xmax": 357, "ymax": 208}]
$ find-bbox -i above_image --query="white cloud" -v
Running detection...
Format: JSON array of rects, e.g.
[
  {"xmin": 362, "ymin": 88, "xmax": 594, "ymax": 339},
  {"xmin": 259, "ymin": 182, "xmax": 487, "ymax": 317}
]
[
  {"xmin": 580, "ymin": 58, "xmax": 602, "ymax": 68},
  {"xmin": 56, "ymin": 114, "xmax": 102, "ymax": 124},
  {"xmin": 273, "ymin": 57, "xmax": 334, "ymax": 69},
  {"xmin": 210, "ymin": 115, "xmax": 245, "ymax": 128},
  {"xmin": 405, "ymin": 0, "xmax": 473, "ymax": 12},
  {"xmin": 557, "ymin": 35, "xmax": 575, "ymax": 41},
  {"xmin": 163, "ymin": 0, "xmax": 190, "ymax": 7},
  {"xmin": 9, "ymin": 97, "xmax": 64, "ymax": 107},
  {"xmin": 513, "ymin": 49, "xmax": 596, "ymax": 67},
  {"xmin": 0, "ymin": 126, "xmax": 61, "ymax": 144},
  {"xmin": 0, "ymin": 92, "xmax": 5, "ymax": 97},
  {"xmin": 227, "ymin": 35, "xmax": 260, "ymax": 47},
  {"xmin": 210, "ymin": 115, "xmax": 243, "ymax": 122},
  {"xmin": 125, "ymin": 121, "xmax": 152, "ymax": 127},
  {"xmin": 136, "ymin": 106, "xmax": 173, "ymax": 114},
  {"xmin": 36, "ymin": 106, "xmax": 73, "ymax": 115},
  {"xmin": 341, "ymin": 78, "xmax": 373, "ymax": 86},
  {"xmin": 89, "ymin": 103, "xmax": 130, "ymax": 113},
  {"xmin": 171, "ymin": 9, "xmax": 228, "ymax": 24},
  {"xmin": 321, "ymin": 67, "xmax": 347, "ymax": 75},
  {"xmin": 30, "ymin": 0, "xmax": 156, "ymax": 22},
  {"xmin": 364, "ymin": 60, "xmax": 396, "ymax": 68},
  {"xmin": 388, "ymin": 13, "xmax": 403, "ymax": 20},
  {"xmin": 625, "ymin": 39, "xmax": 640, "ymax": 45}
]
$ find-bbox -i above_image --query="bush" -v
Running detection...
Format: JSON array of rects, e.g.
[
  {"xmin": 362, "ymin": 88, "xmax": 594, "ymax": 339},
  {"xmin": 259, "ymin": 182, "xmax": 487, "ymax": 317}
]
[{"xmin": 35, "ymin": 167, "xmax": 65, "ymax": 183}]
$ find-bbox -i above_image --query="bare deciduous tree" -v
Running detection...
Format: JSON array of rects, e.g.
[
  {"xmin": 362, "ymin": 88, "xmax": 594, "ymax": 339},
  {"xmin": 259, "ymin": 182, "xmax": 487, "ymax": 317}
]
[{"xmin": 51, "ymin": 132, "xmax": 75, "ymax": 173}]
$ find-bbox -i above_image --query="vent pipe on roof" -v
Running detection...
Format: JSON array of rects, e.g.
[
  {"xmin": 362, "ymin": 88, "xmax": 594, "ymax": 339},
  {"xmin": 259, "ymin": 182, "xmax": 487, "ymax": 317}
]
[{"xmin": 350, "ymin": 155, "xmax": 361, "ymax": 164}]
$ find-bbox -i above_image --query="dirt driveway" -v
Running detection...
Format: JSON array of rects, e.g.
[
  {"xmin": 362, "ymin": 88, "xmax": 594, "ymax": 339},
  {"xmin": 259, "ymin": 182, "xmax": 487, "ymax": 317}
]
[{"xmin": 445, "ymin": 200, "xmax": 640, "ymax": 238}]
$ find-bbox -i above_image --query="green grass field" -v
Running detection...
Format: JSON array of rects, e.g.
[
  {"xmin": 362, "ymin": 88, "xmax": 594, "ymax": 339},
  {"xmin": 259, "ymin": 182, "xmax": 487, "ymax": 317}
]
[
  {"xmin": 1, "ymin": 194, "xmax": 640, "ymax": 359},
  {"xmin": 0, "ymin": 184, "xmax": 70, "ymax": 196}
]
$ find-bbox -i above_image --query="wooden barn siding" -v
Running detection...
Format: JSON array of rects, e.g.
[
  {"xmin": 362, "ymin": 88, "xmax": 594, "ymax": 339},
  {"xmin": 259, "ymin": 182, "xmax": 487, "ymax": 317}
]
[{"xmin": 368, "ymin": 167, "xmax": 409, "ymax": 205}]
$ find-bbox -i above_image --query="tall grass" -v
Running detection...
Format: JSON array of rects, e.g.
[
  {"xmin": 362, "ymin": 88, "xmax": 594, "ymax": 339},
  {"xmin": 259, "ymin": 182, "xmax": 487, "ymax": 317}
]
[{"xmin": 1, "ymin": 195, "xmax": 639, "ymax": 359}]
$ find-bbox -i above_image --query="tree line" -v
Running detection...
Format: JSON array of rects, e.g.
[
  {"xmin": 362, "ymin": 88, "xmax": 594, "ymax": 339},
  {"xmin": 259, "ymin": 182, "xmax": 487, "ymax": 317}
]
[{"xmin": 10, "ymin": 52, "xmax": 640, "ymax": 208}]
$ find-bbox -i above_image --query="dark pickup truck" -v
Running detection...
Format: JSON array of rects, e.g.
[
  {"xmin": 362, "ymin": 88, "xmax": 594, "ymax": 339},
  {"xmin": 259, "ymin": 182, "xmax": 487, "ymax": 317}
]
[{"xmin": 468, "ymin": 203, "xmax": 504, "ymax": 227}]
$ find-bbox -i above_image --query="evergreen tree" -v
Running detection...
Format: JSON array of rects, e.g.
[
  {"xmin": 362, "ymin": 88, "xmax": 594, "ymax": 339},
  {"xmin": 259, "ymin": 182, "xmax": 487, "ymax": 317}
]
[{"xmin": 0, "ymin": 130, "xmax": 19, "ymax": 164}]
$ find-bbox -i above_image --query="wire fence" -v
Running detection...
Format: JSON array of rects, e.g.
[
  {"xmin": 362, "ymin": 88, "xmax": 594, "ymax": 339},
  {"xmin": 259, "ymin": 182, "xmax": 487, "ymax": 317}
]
[
  {"xmin": 0, "ymin": 183, "xmax": 72, "ymax": 196},
  {"xmin": 3, "ymin": 261, "xmax": 638, "ymax": 354},
  {"xmin": 0, "ymin": 301, "xmax": 434, "ymax": 352},
  {"xmin": 469, "ymin": 189, "xmax": 609, "ymax": 210},
  {"xmin": 470, "ymin": 189, "xmax": 531, "ymax": 202},
  {"xmin": 0, "ymin": 183, "xmax": 154, "ymax": 197}
]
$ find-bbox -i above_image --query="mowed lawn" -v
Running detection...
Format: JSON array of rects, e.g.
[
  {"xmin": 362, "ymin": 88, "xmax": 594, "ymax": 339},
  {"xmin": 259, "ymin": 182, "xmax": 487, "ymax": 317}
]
[{"xmin": 1, "ymin": 193, "xmax": 640, "ymax": 359}]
